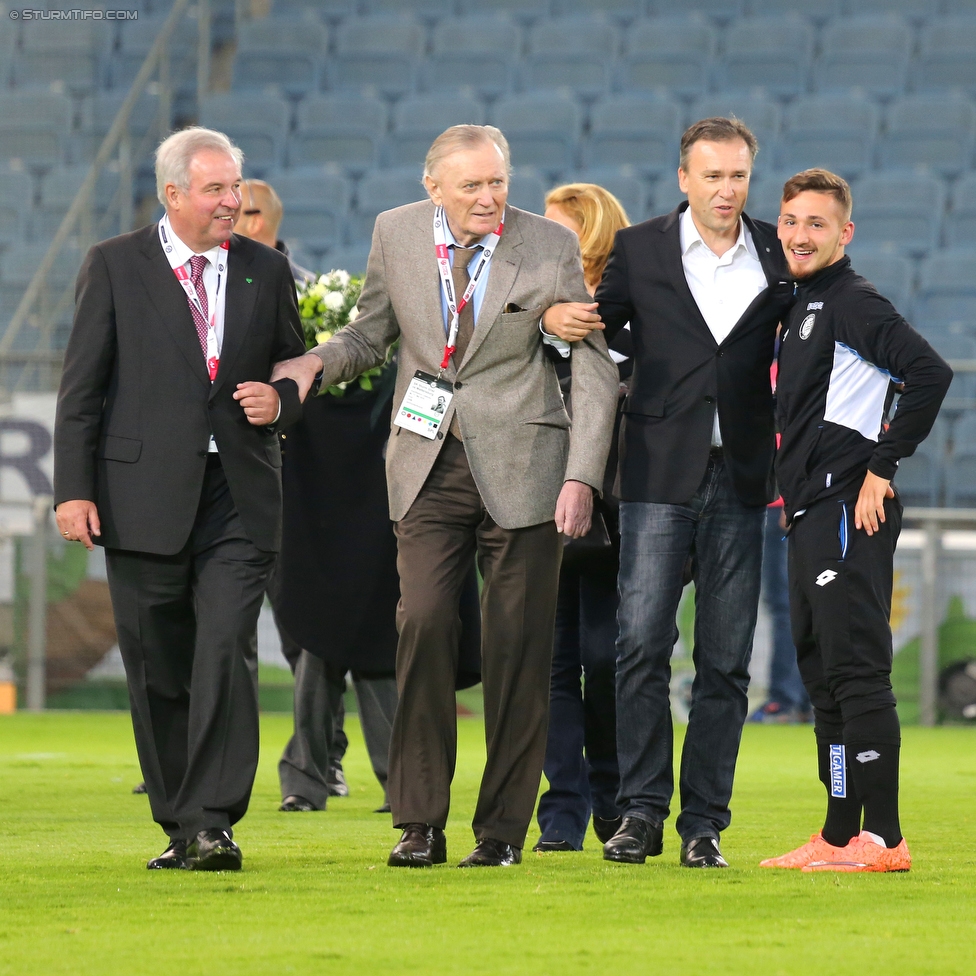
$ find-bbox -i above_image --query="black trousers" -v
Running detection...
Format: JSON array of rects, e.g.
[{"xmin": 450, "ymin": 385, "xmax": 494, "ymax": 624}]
[
  {"xmin": 788, "ymin": 493, "xmax": 902, "ymax": 742},
  {"xmin": 106, "ymin": 456, "xmax": 275, "ymax": 841}
]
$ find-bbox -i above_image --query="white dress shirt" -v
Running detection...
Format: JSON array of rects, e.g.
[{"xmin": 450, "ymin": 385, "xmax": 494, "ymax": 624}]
[{"xmin": 679, "ymin": 206, "xmax": 768, "ymax": 446}]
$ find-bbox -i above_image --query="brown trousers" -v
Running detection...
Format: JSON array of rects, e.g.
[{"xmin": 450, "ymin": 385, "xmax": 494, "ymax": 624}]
[{"xmin": 388, "ymin": 435, "xmax": 562, "ymax": 848}]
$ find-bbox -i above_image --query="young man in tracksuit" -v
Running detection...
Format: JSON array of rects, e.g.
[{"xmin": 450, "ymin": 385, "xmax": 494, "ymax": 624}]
[{"xmin": 761, "ymin": 169, "xmax": 952, "ymax": 872}]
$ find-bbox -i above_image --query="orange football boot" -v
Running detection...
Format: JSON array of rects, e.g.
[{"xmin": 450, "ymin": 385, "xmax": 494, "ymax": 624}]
[
  {"xmin": 801, "ymin": 831, "xmax": 911, "ymax": 873},
  {"xmin": 759, "ymin": 833, "xmax": 849, "ymax": 869}
]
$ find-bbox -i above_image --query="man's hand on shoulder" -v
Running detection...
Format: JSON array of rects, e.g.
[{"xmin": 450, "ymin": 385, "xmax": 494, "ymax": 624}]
[
  {"xmin": 55, "ymin": 500, "xmax": 101, "ymax": 551},
  {"xmin": 542, "ymin": 303, "xmax": 604, "ymax": 343},
  {"xmin": 555, "ymin": 480, "xmax": 594, "ymax": 539},
  {"xmin": 234, "ymin": 382, "xmax": 280, "ymax": 426},
  {"xmin": 854, "ymin": 470, "xmax": 895, "ymax": 536},
  {"xmin": 270, "ymin": 352, "xmax": 323, "ymax": 402}
]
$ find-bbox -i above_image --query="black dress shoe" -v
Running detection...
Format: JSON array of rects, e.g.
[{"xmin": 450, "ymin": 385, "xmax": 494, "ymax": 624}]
[
  {"xmin": 326, "ymin": 764, "xmax": 349, "ymax": 797},
  {"xmin": 603, "ymin": 816, "xmax": 664, "ymax": 864},
  {"xmin": 147, "ymin": 838, "xmax": 189, "ymax": 870},
  {"xmin": 132, "ymin": 781, "xmax": 147, "ymax": 795},
  {"xmin": 593, "ymin": 815, "xmax": 623, "ymax": 845},
  {"xmin": 279, "ymin": 794, "xmax": 319, "ymax": 812},
  {"xmin": 532, "ymin": 839, "xmax": 576, "ymax": 852},
  {"xmin": 374, "ymin": 801, "xmax": 392, "ymax": 814},
  {"xmin": 188, "ymin": 829, "xmax": 242, "ymax": 871},
  {"xmin": 388, "ymin": 824, "xmax": 447, "ymax": 867},
  {"xmin": 458, "ymin": 838, "xmax": 522, "ymax": 867},
  {"xmin": 680, "ymin": 836, "xmax": 728, "ymax": 868}
]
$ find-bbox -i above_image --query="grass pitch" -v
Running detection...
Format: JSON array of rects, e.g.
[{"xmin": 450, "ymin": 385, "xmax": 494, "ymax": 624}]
[{"xmin": 0, "ymin": 713, "xmax": 974, "ymax": 976}]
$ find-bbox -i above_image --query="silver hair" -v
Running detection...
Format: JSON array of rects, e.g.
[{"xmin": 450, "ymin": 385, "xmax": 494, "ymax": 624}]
[
  {"xmin": 155, "ymin": 126, "xmax": 245, "ymax": 206},
  {"xmin": 423, "ymin": 125, "xmax": 511, "ymax": 183}
]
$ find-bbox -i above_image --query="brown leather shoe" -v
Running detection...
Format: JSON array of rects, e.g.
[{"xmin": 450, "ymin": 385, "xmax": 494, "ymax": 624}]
[
  {"xmin": 388, "ymin": 824, "xmax": 447, "ymax": 867},
  {"xmin": 458, "ymin": 838, "xmax": 522, "ymax": 867}
]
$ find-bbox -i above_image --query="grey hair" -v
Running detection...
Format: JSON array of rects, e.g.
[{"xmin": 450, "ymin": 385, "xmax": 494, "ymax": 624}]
[
  {"xmin": 423, "ymin": 125, "xmax": 511, "ymax": 183},
  {"xmin": 155, "ymin": 126, "xmax": 245, "ymax": 206}
]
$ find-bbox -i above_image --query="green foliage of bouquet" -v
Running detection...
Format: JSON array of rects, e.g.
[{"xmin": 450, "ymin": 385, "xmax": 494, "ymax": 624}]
[{"xmin": 296, "ymin": 270, "xmax": 394, "ymax": 397}]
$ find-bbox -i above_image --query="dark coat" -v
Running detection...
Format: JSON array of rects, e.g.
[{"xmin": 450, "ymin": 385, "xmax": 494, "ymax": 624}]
[
  {"xmin": 54, "ymin": 224, "xmax": 305, "ymax": 554},
  {"xmin": 596, "ymin": 203, "xmax": 794, "ymax": 507}
]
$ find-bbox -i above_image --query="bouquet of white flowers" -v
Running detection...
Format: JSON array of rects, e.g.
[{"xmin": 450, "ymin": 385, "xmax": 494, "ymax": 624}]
[{"xmin": 296, "ymin": 269, "xmax": 394, "ymax": 397}]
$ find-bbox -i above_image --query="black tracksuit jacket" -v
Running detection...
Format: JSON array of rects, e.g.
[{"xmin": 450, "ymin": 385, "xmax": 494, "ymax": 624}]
[{"xmin": 775, "ymin": 256, "xmax": 953, "ymax": 522}]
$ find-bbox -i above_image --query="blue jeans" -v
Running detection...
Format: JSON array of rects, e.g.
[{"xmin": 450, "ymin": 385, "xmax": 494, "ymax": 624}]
[
  {"xmin": 536, "ymin": 548, "xmax": 622, "ymax": 849},
  {"xmin": 762, "ymin": 506, "xmax": 811, "ymax": 711},
  {"xmin": 615, "ymin": 456, "xmax": 764, "ymax": 842}
]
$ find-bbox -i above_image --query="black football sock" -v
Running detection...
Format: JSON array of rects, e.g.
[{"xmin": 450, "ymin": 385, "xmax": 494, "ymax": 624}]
[
  {"xmin": 844, "ymin": 707, "xmax": 902, "ymax": 848},
  {"xmin": 816, "ymin": 739, "xmax": 862, "ymax": 848}
]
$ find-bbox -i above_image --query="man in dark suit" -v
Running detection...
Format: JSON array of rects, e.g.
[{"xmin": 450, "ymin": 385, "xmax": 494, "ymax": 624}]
[
  {"xmin": 595, "ymin": 118, "xmax": 794, "ymax": 867},
  {"xmin": 54, "ymin": 127, "xmax": 305, "ymax": 871}
]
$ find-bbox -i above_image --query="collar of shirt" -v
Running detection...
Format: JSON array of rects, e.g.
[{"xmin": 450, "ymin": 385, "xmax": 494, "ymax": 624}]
[
  {"xmin": 438, "ymin": 214, "xmax": 500, "ymax": 332},
  {"xmin": 679, "ymin": 205, "xmax": 759, "ymax": 265},
  {"xmin": 159, "ymin": 213, "xmax": 226, "ymax": 274}
]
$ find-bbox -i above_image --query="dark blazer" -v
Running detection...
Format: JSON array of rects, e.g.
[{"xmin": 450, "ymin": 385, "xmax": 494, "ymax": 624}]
[
  {"xmin": 54, "ymin": 223, "xmax": 306, "ymax": 555},
  {"xmin": 596, "ymin": 203, "xmax": 793, "ymax": 507}
]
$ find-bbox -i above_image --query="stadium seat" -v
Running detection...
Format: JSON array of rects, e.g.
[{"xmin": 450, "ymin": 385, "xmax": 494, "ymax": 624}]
[
  {"xmin": 715, "ymin": 16, "xmax": 814, "ymax": 98},
  {"xmin": 945, "ymin": 0, "xmax": 976, "ymax": 14},
  {"xmin": 914, "ymin": 251, "xmax": 976, "ymax": 335},
  {"xmin": 30, "ymin": 166, "xmax": 123, "ymax": 244},
  {"xmin": 848, "ymin": 174, "xmax": 945, "ymax": 257},
  {"xmin": 915, "ymin": 17, "xmax": 976, "ymax": 94},
  {"xmin": 582, "ymin": 95, "xmax": 681, "ymax": 177},
  {"xmin": 521, "ymin": 16, "xmax": 618, "ymax": 98},
  {"xmin": 649, "ymin": 1, "xmax": 744, "ymax": 23},
  {"xmin": 568, "ymin": 167, "xmax": 650, "ymax": 223},
  {"xmin": 879, "ymin": 97, "xmax": 976, "ymax": 178},
  {"xmin": 291, "ymin": 95, "xmax": 388, "ymax": 173},
  {"xmin": 847, "ymin": 0, "xmax": 937, "ymax": 20},
  {"xmin": 554, "ymin": 0, "xmax": 645, "ymax": 23},
  {"xmin": 350, "ymin": 169, "xmax": 428, "ymax": 244},
  {"xmin": 931, "ymin": 334, "xmax": 976, "ymax": 413},
  {"xmin": 231, "ymin": 17, "xmax": 327, "ymax": 97},
  {"xmin": 422, "ymin": 15, "xmax": 521, "ymax": 99},
  {"xmin": 384, "ymin": 95, "xmax": 485, "ymax": 169},
  {"xmin": 743, "ymin": 171, "xmax": 793, "ymax": 224},
  {"xmin": 0, "ymin": 241, "xmax": 82, "ymax": 340},
  {"xmin": 365, "ymin": 0, "xmax": 454, "ymax": 21},
  {"xmin": 457, "ymin": 0, "xmax": 550, "ymax": 24},
  {"xmin": 275, "ymin": 0, "xmax": 356, "ymax": 20},
  {"xmin": 492, "ymin": 95, "xmax": 583, "ymax": 176},
  {"xmin": 321, "ymin": 244, "xmax": 371, "ymax": 277},
  {"xmin": 268, "ymin": 167, "xmax": 351, "ymax": 254},
  {"xmin": 945, "ymin": 454, "xmax": 976, "ymax": 506},
  {"xmin": 896, "ymin": 449, "xmax": 943, "ymax": 507},
  {"xmin": 110, "ymin": 15, "xmax": 196, "ymax": 96},
  {"xmin": 775, "ymin": 96, "xmax": 879, "ymax": 179},
  {"xmin": 846, "ymin": 250, "xmax": 916, "ymax": 314},
  {"xmin": 945, "ymin": 174, "xmax": 976, "ymax": 249},
  {"xmin": 618, "ymin": 15, "xmax": 718, "ymax": 100},
  {"xmin": 649, "ymin": 178, "xmax": 687, "ymax": 218},
  {"xmin": 813, "ymin": 16, "xmax": 912, "ymax": 98},
  {"xmin": 951, "ymin": 411, "xmax": 976, "ymax": 453},
  {"xmin": 0, "ymin": 91, "xmax": 72, "ymax": 169},
  {"xmin": 14, "ymin": 19, "xmax": 112, "ymax": 93},
  {"xmin": 690, "ymin": 94, "xmax": 781, "ymax": 172},
  {"xmin": 73, "ymin": 92, "xmax": 171, "ymax": 166},
  {"xmin": 747, "ymin": 0, "xmax": 841, "ymax": 20},
  {"xmin": 200, "ymin": 94, "xmax": 290, "ymax": 175},
  {"xmin": 506, "ymin": 168, "xmax": 548, "ymax": 215},
  {"xmin": 0, "ymin": 168, "xmax": 34, "ymax": 248},
  {"xmin": 326, "ymin": 15, "xmax": 424, "ymax": 97}
]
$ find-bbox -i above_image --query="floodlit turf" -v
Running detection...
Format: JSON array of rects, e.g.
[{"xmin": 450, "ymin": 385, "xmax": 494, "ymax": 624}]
[{"xmin": 1, "ymin": 714, "xmax": 974, "ymax": 976}]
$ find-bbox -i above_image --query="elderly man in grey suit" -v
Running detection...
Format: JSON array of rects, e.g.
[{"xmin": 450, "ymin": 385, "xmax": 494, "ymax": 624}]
[{"xmin": 274, "ymin": 124, "xmax": 618, "ymax": 868}]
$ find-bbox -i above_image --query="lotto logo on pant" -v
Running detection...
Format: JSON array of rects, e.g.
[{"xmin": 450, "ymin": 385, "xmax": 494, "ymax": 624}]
[{"xmin": 829, "ymin": 743, "xmax": 847, "ymax": 798}]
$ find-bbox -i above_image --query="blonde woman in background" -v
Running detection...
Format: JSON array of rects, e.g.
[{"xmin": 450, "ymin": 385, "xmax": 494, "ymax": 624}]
[{"xmin": 534, "ymin": 183, "xmax": 633, "ymax": 852}]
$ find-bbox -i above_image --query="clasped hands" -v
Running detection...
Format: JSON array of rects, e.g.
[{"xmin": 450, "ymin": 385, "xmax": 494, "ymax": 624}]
[{"xmin": 542, "ymin": 302, "xmax": 604, "ymax": 343}]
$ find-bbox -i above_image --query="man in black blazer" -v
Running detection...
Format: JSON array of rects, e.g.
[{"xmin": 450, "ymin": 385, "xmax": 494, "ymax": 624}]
[
  {"xmin": 595, "ymin": 118, "xmax": 794, "ymax": 867},
  {"xmin": 54, "ymin": 128, "xmax": 305, "ymax": 871}
]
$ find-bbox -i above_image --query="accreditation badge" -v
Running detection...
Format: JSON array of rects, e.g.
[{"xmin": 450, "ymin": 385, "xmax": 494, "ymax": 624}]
[{"xmin": 393, "ymin": 370, "xmax": 455, "ymax": 439}]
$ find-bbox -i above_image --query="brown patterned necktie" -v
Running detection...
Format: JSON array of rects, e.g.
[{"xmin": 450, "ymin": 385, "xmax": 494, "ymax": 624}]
[{"xmin": 448, "ymin": 245, "xmax": 479, "ymax": 440}]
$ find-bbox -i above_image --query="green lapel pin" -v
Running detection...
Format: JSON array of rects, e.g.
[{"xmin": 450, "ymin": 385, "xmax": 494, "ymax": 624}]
[{"xmin": 246, "ymin": 277, "xmax": 253, "ymax": 283}]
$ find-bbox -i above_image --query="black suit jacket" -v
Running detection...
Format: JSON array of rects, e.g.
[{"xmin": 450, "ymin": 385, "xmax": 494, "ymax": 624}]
[
  {"xmin": 596, "ymin": 203, "xmax": 794, "ymax": 507},
  {"xmin": 54, "ymin": 224, "xmax": 306, "ymax": 555}
]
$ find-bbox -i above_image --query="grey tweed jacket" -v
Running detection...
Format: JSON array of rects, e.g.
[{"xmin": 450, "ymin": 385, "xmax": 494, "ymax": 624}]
[{"xmin": 311, "ymin": 200, "xmax": 618, "ymax": 529}]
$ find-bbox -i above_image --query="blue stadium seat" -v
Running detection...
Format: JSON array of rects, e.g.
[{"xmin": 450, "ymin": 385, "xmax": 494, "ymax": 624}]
[
  {"xmin": 291, "ymin": 95, "xmax": 388, "ymax": 173},
  {"xmin": 618, "ymin": 15, "xmax": 718, "ymax": 100},
  {"xmin": 950, "ymin": 411, "xmax": 976, "ymax": 453},
  {"xmin": 322, "ymin": 244, "xmax": 371, "ymax": 276},
  {"xmin": 929, "ymin": 335, "xmax": 976, "ymax": 416},
  {"xmin": 350, "ymin": 169, "xmax": 428, "ymax": 244},
  {"xmin": 457, "ymin": 0, "xmax": 551, "ymax": 24},
  {"xmin": 275, "ymin": 0, "xmax": 357, "ymax": 20},
  {"xmin": 649, "ymin": 1, "xmax": 744, "ymax": 22},
  {"xmin": 690, "ymin": 94, "xmax": 781, "ymax": 172},
  {"xmin": 0, "ymin": 91, "xmax": 72, "ymax": 169},
  {"xmin": 384, "ymin": 95, "xmax": 485, "ymax": 169},
  {"xmin": 945, "ymin": 174, "xmax": 976, "ymax": 249},
  {"xmin": 423, "ymin": 16, "xmax": 521, "ymax": 99},
  {"xmin": 896, "ymin": 449, "xmax": 943, "ymax": 507},
  {"xmin": 846, "ymin": 250, "xmax": 916, "ymax": 314},
  {"xmin": 232, "ymin": 17, "xmax": 327, "ymax": 97},
  {"xmin": 715, "ymin": 16, "xmax": 814, "ymax": 98},
  {"xmin": 507, "ymin": 168, "xmax": 548, "ymax": 215},
  {"xmin": 554, "ymin": 0, "xmax": 645, "ymax": 22},
  {"xmin": 582, "ymin": 95, "xmax": 681, "ymax": 177},
  {"xmin": 326, "ymin": 15, "xmax": 424, "ymax": 97},
  {"xmin": 14, "ymin": 19, "xmax": 112, "ymax": 93},
  {"xmin": 649, "ymin": 178, "xmax": 687, "ymax": 218},
  {"xmin": 0, "ymin": 168, "xmax": 34, "ymax": 247},
  {"xmin": 746, "ymin": 0, "xmax": 841, "ymax": 20},
  {"xmin": 521, "ymin": 16, "xmax": 618, "ymax": 97},
  {"xmin": 200, "ymin": 94, "xmax": 290, "ymax": 175},
  {"xmin": 73, "ymin": 92, "xmax": 170, "ymax": 173},
  {"xmin": 914, "ymin": 250, "xmax": 976, "ymax": 335},
  {"xmin": 848, "ymin": 174, "xmax": 945, "ymax": 257},
  {"xmin": 109, "ymin": 15, "xmax": 196, "ymax": 96},
  {"xmin": 268, "ymin": 167, "xmax": 351, "ymax": 253},
  {"xmin": 945, "ymin": 1, "xmax": 976, "ymax": 14},
  {"xmin": 492, "ymin": 95, "xmax": 583, "ymax": 176},
  {"xmin": 569, "ymin": 167, "xmax": 650, "ymax": 223},
  {"xmin": 846, "ymin": 0, "xmax": 937, "ymax": 21},
  {"xmin": 31, "ymin": 166, "xmax": 122, "ymax": 244},
  {"xmin": 879, "ymin": 97, "xmax": 976, "ymax": 178},
  {"xmin": 915, "ymin": 17, "xmax": 976, "ymax": 94},
  {"xmin": 365, "ymin": 0, "xmax": 454, "ymax": 21},
  {"xmin": 0, "ymin": 242, "xmax": 82, "ymax": 339},
  {"xmin": 743, "ymin": 171, "xmax": 794, "ymax": 224},
  {"xmin": 813, "ymin": 16, "xmax": 912, "ymax": 98},
  {"xmin": 775, "ymin": 96, "xmax": 879, "ymax": 179}
]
